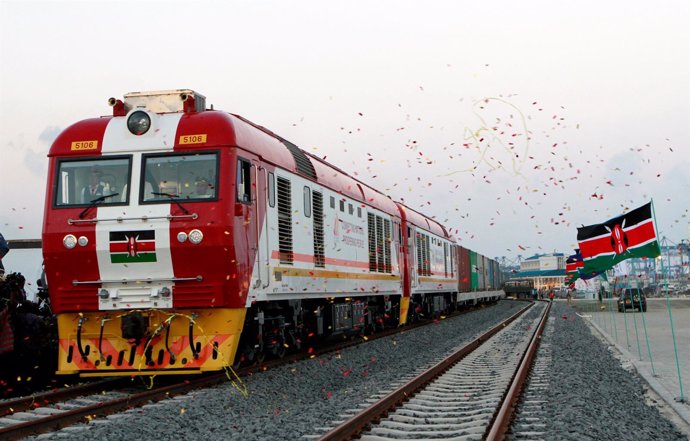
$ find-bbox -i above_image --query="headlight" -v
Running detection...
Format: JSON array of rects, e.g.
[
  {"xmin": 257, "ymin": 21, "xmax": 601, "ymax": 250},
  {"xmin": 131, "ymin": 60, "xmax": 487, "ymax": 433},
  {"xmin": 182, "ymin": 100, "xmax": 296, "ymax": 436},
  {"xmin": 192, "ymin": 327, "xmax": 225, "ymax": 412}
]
[
  {"xmin": 99, "ymin": 288, "xmax": 110, "ymax": 299},
  {"xmin": 78, "ymin": 236, "xmax": 89, "ymax": 247},
  {"xmin": 177, "ymin": 232, "xmax": 188, "ymax": 243},
  {"xmin": 63, "ymin": 234, "xmax": 77, "ymax": 249},
  {"xmin": 127, "ymin": 110, "xmax": 151, "ymax": 135},
  {"xmin": 188, "ymin": 229, "xmax": 204, "ymax": 244}
]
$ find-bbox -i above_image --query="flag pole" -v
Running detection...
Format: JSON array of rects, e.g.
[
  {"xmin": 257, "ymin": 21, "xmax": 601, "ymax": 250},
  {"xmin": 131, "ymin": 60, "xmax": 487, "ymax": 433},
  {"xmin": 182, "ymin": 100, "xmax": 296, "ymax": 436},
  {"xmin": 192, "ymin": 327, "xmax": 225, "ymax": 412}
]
[
  {"xmin": 652, "ymin": 200, "xmax": 685, "ymax": 402},
  {"xmin": 625, "ymin": 270, "xmax": 644, "ymax": 362},
  {"xmin": 631, "ymin": 260, "xmax": 656, "ymax": 376},
  {"xmin": 609, "ymin": 273, "xmax": 619, "ymax": 344}
]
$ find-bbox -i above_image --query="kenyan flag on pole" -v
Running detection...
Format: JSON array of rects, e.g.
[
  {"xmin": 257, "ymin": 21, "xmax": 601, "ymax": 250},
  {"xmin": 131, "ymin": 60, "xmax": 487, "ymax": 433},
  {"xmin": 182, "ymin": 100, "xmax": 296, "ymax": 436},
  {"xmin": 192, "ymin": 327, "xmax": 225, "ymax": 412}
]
[
  {"xmin": 576, "ymin": 201, "xmax": 661, "ymax": 274},
  {"xmin": 109, "ymin": 230, "xmax": 157, "ymax": 264},
  {"xmin": 565, "ymin": 250, "xmax": 583, "ymax": 286}
]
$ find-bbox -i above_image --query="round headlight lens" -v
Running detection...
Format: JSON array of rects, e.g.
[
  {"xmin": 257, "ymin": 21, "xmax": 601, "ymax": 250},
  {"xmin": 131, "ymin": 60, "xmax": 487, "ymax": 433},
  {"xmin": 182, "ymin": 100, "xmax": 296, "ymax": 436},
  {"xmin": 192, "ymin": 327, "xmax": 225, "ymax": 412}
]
[
  {"xmin": 63, "ymin": 234, "xmax": 77, "ymax": 249},
  {"xmin": 177, "ymin": 232, "xmax": 188, "ymax": 243},
  {"xmin": 188, "ymin": 229, "xmax": 204, "ymax": 244},
  {"xmin": 127, "ymin": 110, "xmax": 151, "ymax": 135},
  {"xmin": 78, "ymin": 236, "xmax": 89, "ymax": 247}
]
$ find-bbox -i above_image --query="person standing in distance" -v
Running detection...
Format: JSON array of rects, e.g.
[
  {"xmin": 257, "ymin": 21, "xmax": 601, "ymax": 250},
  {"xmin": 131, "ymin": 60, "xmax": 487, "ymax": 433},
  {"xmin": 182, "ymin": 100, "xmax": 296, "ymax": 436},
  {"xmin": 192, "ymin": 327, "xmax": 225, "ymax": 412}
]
[{"xmin": 0, "ymin": 232, "xmax": 8, "ymax": 275}]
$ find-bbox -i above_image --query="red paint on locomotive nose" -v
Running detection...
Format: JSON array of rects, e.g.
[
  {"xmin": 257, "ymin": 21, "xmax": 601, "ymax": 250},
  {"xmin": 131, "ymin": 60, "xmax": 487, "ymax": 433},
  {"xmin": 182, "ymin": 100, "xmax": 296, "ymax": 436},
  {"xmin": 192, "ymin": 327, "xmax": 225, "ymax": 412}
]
[{"xmin": 610, "ymin": 224, "xmax": 627, "ymax": 254}]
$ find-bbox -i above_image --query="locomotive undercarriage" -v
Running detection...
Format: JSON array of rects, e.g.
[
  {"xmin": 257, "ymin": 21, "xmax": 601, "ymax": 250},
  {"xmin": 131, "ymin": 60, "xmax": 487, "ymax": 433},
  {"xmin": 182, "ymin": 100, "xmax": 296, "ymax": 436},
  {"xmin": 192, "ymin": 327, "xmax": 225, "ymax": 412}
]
[
  {"xmin": 233, "ymin": 295, "xmax": 401, "ymax": 366},
  {"xmin": 232, "ymin": 291, "xmax": 458, "ymax": 366},
  {"xmin": 55, "ymin": 291, "xmax": 469, "ymax": 375},
  {"xmin": 407, "ymin": 292, "xmax": 457, "ymax": 323}
]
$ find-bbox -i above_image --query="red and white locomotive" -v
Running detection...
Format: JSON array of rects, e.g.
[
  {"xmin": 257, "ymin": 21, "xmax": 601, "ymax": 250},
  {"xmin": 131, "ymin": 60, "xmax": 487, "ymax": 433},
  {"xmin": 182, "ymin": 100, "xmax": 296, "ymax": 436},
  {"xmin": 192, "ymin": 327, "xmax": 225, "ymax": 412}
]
[{"xmin": 42, "ymin": 90, "xmax": 503, "ymax": 376}]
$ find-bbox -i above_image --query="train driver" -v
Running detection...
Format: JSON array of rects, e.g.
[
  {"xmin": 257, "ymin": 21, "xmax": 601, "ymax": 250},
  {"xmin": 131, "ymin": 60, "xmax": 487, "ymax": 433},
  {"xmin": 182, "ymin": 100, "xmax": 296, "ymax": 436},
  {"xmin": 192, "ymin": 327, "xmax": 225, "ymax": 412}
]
[
  {"xmin": 193, "ymin": 178, "xmax": 213, "ymax": 198},
  {"xmin": 81, "ymin": 170, "xmax": 105, "ymax": 203}
]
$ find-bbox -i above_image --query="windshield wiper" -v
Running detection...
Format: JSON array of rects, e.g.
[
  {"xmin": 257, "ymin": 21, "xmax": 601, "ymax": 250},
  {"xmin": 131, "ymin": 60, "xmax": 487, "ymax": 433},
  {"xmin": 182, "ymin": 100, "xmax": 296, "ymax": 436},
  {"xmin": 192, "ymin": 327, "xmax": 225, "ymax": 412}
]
[
  {"xmin": 152, "ymin": 192, "xmax": 190, "ymax": 215},
  {"xmin": 78, "ymin": 193, "xmax": 120, "ymax": 219}
]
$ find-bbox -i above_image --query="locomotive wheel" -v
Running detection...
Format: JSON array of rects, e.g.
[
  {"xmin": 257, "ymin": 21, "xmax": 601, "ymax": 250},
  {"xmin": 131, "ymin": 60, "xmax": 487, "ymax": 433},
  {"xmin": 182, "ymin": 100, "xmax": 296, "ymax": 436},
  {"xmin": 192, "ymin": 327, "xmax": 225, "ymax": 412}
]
[
  {"xmin": 288, "ymin": 330, "xmax": 302, "ymax": 351},
  {"xmin": 232, "ymin": 355, "xmax": 244, "ymax": 370},
  {"xmin": 255, "ymin": 349, "xmax": 266, "ymax": 363},
  {"xmin": 270, "ymin": 334, "xmax": 287, "ymax": 358}
]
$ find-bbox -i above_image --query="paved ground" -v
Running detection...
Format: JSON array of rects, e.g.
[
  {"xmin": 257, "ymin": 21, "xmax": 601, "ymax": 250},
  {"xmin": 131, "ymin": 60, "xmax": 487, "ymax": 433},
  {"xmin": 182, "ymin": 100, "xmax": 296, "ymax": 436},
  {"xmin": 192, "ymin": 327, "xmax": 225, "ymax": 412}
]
[{"xmin": 568, "ymin": 297, "xmax": 690, "ymax": 426}]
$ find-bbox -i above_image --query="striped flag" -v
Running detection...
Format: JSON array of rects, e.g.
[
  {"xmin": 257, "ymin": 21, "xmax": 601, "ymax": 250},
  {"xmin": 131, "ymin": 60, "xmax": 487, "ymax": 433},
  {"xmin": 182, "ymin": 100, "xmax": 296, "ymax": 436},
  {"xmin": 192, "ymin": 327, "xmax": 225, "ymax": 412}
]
[
  {"xmin": 565, "ymin": 250, "xmax": 583, "ymax": 286},
  {"xmin": 577, "ymin": 201, "xmax": 660, "ymax": 273},
  {"xmin": 109, "ymin": 230, "xmax": 157, "ymax": 264}
]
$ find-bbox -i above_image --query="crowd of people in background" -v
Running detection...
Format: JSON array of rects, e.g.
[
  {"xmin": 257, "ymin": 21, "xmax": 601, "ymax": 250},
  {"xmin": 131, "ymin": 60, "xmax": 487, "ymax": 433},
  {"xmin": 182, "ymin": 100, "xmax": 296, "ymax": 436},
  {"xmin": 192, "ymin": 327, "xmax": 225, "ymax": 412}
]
[{"xmin": 0, "ymin": 233, "xmax": 57, "ymax": 397}]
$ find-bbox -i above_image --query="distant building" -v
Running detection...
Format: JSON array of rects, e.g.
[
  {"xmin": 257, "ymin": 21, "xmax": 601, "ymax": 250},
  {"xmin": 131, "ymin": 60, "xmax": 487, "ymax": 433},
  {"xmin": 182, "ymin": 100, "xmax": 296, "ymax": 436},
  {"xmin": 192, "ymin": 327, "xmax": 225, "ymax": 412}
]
[{"xmin": 514, "ymin": 253, "xmax": 567, "ymax": 291}]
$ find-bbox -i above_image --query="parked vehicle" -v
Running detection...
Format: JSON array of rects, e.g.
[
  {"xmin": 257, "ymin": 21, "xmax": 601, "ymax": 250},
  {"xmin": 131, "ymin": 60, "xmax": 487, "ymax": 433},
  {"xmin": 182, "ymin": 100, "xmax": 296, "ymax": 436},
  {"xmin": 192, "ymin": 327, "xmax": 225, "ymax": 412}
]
[
  {"xmin": 656, "ymin": 283, "xmax": 677, "ymax": 296},
  {"xmin": 503, "ymin": 279, "xmax": 535, "ymax": 299},
  {"xmin": 617, "ymin": 288, "xmax": 647, "ymax": 312}
]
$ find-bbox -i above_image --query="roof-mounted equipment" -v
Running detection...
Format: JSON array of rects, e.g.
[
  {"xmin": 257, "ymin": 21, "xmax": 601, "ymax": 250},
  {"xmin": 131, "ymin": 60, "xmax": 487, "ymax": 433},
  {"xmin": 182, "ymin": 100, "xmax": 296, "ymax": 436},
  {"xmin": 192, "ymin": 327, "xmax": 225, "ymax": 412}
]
[{"xmin": 108, "ymin": 89, "xmax": 207, "ymax": 116}]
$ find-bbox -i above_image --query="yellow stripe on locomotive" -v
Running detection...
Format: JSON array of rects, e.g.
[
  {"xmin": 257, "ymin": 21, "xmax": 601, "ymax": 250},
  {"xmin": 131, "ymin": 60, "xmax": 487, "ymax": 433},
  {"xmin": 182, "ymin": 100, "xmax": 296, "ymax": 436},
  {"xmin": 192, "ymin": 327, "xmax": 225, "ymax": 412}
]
[{"xmin": 56, "ymin": 308, "xmax": 246, "ymax": 376}]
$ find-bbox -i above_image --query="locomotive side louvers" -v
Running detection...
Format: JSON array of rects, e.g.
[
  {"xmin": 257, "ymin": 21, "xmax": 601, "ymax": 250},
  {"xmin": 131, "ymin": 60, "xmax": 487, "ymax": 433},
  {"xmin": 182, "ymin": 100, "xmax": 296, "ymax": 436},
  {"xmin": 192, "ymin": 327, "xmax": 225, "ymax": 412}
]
[
  {"xmin": 283, "ymin": 140, "xmax": 317, "ymax": 179},
  {"xmin": 277, "ymin": 176, "xmax": 294, "ymax": 264}
]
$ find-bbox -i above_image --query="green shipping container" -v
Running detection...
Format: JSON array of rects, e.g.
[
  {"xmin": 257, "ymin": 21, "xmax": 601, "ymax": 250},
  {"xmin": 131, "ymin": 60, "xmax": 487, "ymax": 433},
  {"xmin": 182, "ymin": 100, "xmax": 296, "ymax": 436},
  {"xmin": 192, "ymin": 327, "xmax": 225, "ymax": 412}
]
[{"xmin": 470, "ymin": 250, "xmax": 479, "ymax": 290}]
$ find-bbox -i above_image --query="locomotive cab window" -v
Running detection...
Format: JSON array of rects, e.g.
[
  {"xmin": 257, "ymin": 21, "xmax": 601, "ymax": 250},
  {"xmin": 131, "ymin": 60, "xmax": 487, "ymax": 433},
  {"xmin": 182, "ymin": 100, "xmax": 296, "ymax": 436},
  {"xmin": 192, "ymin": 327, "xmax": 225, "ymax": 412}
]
[
  {"xmin": 268, "ymin": 172, "xmax": 275, "ymax": 207},
  {"xmin": 141, "ymin": 152, "xmax": 218, "ymax": 202},
  {"xmin": 237, "ymin": 158, "xmax": 252, "ymax": 203},
  {"xmin": 303, "ymin": 186, "xmax": 312, "ymax": 217},
  {"xmin": 54, "ymin": 156, "xmax": 132, "ymax": 207}
]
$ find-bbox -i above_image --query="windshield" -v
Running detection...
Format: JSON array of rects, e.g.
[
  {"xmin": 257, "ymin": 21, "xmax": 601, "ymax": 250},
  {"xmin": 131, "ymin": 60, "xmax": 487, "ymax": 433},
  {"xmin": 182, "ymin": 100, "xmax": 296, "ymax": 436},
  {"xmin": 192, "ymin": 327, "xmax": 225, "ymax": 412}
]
[
  {"xmin": 141, "ymin": 153, "xmax": 218, "ymax": 202},
  {"xmin": 620, "ymin": 289, "xmax": 642, "ymax": 298},
  {"xmin": 54, "ymin": 157, "xmax": 131, "ymax": 206}
]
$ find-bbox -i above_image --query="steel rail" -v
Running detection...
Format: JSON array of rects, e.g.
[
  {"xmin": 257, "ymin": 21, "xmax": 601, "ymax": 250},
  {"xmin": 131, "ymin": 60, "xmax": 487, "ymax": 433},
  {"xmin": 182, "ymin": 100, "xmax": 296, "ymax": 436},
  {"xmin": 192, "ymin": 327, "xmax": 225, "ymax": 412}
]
[
  {"xmin": 0, "ymin": 378, "xmax": 128, "ymax": 417},
  {"xmin": 318, "ymin": 301, "xmax": 534, "ymax": 441},
  {"xmin": 485, "ymin": 300, "xmax": 551, "ymax": 441},
  {"xmin": 0, "ymin": 373, "xmax": 228, "ymax": 440}
]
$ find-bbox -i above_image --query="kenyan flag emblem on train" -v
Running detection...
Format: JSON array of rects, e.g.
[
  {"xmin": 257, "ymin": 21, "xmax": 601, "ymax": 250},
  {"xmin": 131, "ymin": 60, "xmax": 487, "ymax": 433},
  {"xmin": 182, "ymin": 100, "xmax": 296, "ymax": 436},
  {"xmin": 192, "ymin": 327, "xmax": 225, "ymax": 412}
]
[
  {"xmin": 576, "ymin": 201, "xmax": 660, "ymax": 273},
  {"xmin": 109, "ymin": 230, "xmax": 157, "ymax": 263}
]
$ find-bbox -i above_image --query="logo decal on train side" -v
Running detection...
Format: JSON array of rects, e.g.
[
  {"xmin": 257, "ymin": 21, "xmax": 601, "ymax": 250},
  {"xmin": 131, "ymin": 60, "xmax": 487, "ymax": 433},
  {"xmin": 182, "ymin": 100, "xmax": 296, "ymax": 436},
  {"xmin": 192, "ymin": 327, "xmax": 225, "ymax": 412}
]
[
  {"xmin": 179, "ymin": 134, "xmax": 207, "ymax": 145},
  {"xmin": 70, "ymin": 140, "xmax": 99, "ymax": 151}
]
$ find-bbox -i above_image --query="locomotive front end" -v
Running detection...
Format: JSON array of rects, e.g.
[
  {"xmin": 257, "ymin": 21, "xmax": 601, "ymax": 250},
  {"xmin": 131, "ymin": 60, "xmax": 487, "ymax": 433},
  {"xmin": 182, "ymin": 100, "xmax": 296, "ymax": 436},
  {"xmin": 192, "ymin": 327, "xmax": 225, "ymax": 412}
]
[{"xmin": 43, "ymin": 90, "xmax": 249, "ymax": 376}]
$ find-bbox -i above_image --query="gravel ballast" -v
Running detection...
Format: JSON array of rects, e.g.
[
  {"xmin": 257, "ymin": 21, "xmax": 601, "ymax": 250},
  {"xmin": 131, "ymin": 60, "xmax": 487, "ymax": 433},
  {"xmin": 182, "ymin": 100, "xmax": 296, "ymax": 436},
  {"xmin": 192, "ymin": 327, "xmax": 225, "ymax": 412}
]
[
  {"xmin": 26, "ymin": 300, "xmax": 689, "ymax": 440},
  {"xmin": 539, "ymin": 302, "xmax": 688, "ymax": 441}
]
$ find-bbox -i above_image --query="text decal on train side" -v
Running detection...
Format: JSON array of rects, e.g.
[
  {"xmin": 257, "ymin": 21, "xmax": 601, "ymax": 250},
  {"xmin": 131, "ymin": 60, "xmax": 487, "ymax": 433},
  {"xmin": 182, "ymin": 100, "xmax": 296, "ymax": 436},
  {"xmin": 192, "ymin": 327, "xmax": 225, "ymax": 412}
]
[
  {"xmin": 179, "ymin": 134, "xmax": 207, "ymax": 145},
  {"xmin": 70, "ymin": 140, "xmax": 99, "ymax": 151}
]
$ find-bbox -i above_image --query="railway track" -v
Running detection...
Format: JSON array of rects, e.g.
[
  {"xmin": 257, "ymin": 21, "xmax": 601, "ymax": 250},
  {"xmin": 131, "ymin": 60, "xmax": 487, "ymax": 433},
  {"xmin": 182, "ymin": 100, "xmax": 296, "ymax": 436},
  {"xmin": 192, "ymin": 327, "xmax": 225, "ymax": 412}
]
[
  {"xmin": 313, "ymin": 300, "xmax": 550, "ymax": 440},
  {"xmin": 0, "ymin": 373, "xmax": 230, "ymax": 441},
  {"xmin": 0, "ymin": 377, "xmax": 127, "ymax": 418},
  {"xmin": 0, "ymin": 302, "xmax": 498, "ymax": 440},
  {"xmin": 505, "ymin": 312, "xmax": 554, "ymax": 440}
]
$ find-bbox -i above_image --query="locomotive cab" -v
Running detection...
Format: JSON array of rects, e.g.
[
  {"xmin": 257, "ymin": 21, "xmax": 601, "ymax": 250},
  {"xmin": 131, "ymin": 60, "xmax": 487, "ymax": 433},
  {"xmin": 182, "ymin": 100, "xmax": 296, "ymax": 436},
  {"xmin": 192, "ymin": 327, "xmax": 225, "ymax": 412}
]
[{"xmin": 43, "ymin": 90, "xmax": 249, "ymax": 376}]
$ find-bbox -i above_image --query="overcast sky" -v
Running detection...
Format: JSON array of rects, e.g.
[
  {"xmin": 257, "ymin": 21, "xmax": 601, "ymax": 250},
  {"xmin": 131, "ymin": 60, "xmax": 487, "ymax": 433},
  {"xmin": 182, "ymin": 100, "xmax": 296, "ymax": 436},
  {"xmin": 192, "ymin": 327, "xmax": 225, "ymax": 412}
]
[{"xmin": 1, "ymin": 0, "xmax": 688, "ymax": 266}]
